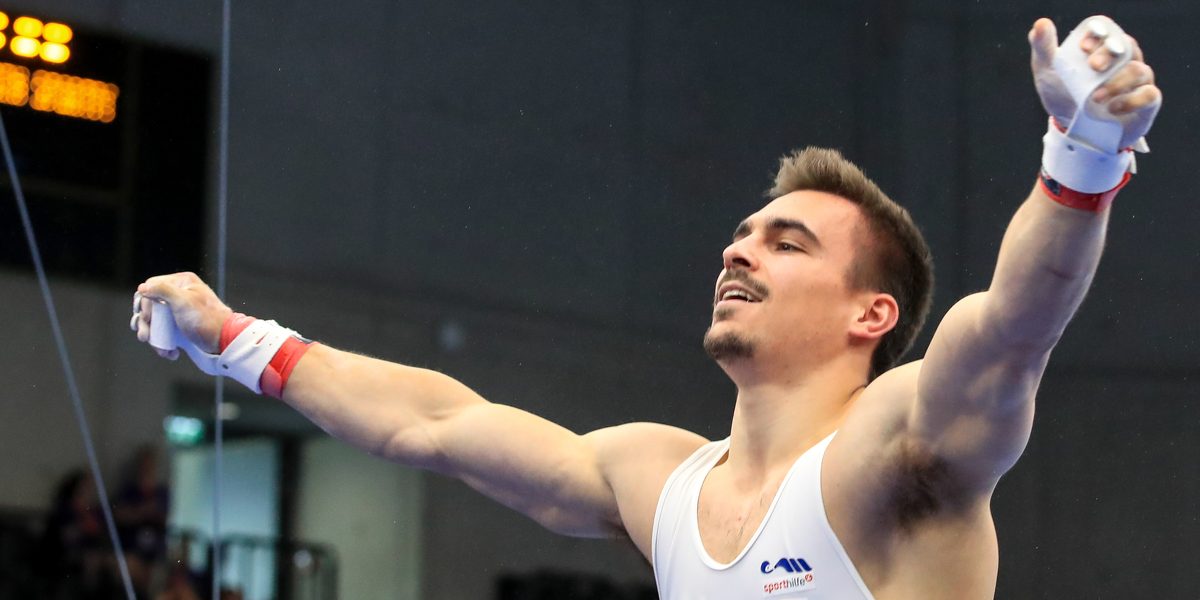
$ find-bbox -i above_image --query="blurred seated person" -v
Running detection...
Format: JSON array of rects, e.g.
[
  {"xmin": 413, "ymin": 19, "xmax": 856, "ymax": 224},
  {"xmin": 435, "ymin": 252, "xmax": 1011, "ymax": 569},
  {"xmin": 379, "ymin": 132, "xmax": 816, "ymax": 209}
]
[
  {"xmin": 114, "ymin": 445, "xmax": 170, "ymax": 597},
  {"xmin": 40, "ymin": 469, "xmax": 106, "ymax": 599}
]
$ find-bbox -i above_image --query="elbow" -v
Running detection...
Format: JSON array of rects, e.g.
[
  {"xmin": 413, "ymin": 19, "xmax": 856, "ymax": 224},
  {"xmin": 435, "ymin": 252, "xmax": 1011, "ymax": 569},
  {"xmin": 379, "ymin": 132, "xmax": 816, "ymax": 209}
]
[
  {"xmin": 377, "ymin": 422, "xmax": 442, "ymax": 469},
  {"xmin": 977, "ymin": 297, "xmax": 1068, "ymax": 357}
]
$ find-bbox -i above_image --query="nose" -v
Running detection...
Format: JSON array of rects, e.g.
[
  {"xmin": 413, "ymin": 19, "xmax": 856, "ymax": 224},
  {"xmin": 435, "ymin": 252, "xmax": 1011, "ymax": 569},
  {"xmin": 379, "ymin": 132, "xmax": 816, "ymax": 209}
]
[{"xmin": 722, "ymin": 237, "xmax": 756, "ymax": 270}]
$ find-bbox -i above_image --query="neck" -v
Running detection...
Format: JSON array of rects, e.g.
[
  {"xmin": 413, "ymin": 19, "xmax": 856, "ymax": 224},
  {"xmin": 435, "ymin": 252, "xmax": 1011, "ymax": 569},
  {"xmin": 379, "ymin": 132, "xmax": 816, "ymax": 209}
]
[{"xmin": 720, "ymin": 356, "xmax": 866, "ymax": 488}]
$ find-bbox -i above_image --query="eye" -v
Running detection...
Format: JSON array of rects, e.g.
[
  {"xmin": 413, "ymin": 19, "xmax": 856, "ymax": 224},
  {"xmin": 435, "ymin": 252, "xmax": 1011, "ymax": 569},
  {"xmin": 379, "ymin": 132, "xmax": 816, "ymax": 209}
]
[{"xmin": 777, "ymin": 241, "xmax": 801, "ymax": 252}]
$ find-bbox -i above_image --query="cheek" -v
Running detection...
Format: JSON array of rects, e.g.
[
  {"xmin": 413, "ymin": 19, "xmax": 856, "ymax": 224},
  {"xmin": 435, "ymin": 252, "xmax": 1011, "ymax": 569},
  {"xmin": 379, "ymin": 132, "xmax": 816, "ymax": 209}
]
[
  {"xmin": 779, "ymin": 276, "xmax": 844, "ymax": 310},
  {"xmin": 773, "ymin": 281, "xmax": 851, "ymax": 331}
]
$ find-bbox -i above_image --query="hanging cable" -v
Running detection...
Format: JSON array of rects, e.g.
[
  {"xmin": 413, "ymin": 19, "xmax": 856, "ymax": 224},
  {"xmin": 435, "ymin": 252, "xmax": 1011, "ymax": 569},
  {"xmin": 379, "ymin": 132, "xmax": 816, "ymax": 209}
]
[
  {"xmin": 0, "ymin": 115, "xmax": 136, "ymax": 599},
  {"xmin": 212, "ymin": 0, "xmax": 232, "ymax": 598}
]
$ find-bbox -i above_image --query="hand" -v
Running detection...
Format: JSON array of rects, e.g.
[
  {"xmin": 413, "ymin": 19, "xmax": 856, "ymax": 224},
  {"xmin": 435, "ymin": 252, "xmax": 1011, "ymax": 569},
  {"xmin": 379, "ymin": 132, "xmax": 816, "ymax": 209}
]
[
  {"xmin": 1029, "ymin": 17, "xmax": 1162, "ymax": 150},
  {"xmin": 131, "ymin": 272, "xmax": 232, "ymax": 359}
]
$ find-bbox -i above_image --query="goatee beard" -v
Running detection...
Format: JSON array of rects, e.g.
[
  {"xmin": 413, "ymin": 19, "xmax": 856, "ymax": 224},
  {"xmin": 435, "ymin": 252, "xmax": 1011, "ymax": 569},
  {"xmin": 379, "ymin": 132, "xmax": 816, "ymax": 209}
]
[{"xmin": 703, "ymin": 330, "xmax": 756, "ymax": 361}]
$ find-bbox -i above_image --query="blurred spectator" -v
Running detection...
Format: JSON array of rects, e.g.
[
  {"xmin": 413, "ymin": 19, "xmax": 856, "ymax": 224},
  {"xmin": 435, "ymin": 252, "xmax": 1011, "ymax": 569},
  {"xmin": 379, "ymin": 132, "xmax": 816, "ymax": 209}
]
[
  {"xmin": 40, "ymin": 469, "xmax": 106, "ymax": 599},
  {"xmin": 114, "ymin": 445, "xmax": 171, "ymax": 597},
  {"xmin": 156, "ymin": 531, "xmax": 204, "ymax": 600},
  {"xmin": 219, "ymin": 588, "xmax": 245, "ymax": 600},
  {"xmin": 157, "ymin": 566, "xmax": 202, "ymax": 600}
]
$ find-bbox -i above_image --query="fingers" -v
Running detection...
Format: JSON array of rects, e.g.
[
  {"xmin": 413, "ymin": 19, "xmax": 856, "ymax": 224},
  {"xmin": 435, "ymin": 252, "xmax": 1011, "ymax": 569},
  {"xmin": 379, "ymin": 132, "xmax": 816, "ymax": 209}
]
[
  {"xmin": 1087, "ymin": 44, "xmax": 1122, "ymax": 71},
  {"xmin": 1085, "ymin": 32, "xmax": 1125, "ymax": 71},
  {"xmin": 1079, "ymin": 19, "xmax": 1141, "ymax": 73},
  {"xmin": 1106, "ymin": 84, "xmax": 1162, "ymax": 116},
  {"xmin": 139, "ymin": 271, "xmax": 205, "ymax": 301},
  {"xmin": 136, "ymin": 307, "xmax": 152, "ymax": 343},
  {"xmin": 1079, "ymin": 18, "xmax": 1109, "ymax": 53},
  {"xmin": 129, "ymin": 293, "xmax": 141, "ymax": 332},
  {"xmin": 1029, "ymin": 18, "xmax": 1058, "ymax": 72},
  {"xmin": 1092, "ymin": 61, "xmax": 1154, "ymax": 102},
  {"xmin": 133, "ymin": 272, "xmax": 201, "ymax": 354},
  {"xmin": 137, "ymin": 274, "xmax": 186, "ymax": 306},
  {"xmin": 131, "ymin": 291, "xmax": 154, "ymax": 342}
]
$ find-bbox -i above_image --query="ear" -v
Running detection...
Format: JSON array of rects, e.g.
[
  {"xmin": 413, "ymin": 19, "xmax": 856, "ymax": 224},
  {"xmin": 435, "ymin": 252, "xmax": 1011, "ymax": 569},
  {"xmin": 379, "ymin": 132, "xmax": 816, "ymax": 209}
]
[{"xmin": 849, "ymin": 292, "xmax": 899, "ymax": 341}]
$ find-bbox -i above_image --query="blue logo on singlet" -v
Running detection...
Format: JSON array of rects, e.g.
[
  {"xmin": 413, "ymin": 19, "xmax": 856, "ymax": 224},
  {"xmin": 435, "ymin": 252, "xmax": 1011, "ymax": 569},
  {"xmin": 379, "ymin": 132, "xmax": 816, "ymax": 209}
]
[{"xmin": 760, "ymin": 558, "xmax": 812, "ymax": 574}]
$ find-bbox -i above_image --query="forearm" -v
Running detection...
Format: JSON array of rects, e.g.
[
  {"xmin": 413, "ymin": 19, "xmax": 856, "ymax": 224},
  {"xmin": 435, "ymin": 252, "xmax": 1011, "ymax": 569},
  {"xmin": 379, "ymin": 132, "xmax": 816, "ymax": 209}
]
[
  {"xmin": 282, "ymin": 344, "xmax": 488, "ymax": 465},
  {"xmin": 982, "ymin": 180, "xmax": 1109, "ymax": 350}
]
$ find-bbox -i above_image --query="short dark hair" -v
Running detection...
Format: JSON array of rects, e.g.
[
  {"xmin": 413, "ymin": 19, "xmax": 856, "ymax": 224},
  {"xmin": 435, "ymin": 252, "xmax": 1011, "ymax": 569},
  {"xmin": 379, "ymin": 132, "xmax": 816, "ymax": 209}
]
[{"xmin": 767, "ymin": 147, "xmax": 934, "ymax": 380}]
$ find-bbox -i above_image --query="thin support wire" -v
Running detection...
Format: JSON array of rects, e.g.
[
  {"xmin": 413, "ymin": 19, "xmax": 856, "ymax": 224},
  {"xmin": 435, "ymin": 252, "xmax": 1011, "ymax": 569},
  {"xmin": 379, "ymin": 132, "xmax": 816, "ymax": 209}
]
[
  {"xmin": 0, "ymin": 113, "xmax": 136, "ymax": 600},
  {"xmin": 213, "ymin": 0, "xmax": 232, "ymax": 598}
]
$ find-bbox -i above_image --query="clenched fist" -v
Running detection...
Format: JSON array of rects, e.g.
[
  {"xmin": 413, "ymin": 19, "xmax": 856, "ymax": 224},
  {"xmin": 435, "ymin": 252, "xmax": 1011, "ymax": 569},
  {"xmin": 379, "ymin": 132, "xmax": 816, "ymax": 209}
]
[{"xmin": 130, "ymin": 272, "xmax": 232, "ymax": 360}]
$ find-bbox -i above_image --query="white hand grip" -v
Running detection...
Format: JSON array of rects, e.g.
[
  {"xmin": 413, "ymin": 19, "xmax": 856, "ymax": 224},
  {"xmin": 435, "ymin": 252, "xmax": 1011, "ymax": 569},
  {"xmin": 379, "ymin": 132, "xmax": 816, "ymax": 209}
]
[
  {"xmin": 147, "ymin": 301, "xmax": 221, "ymax": 375},
  {"xmin": 149, "ymin": 301, "xmax": 179, "ymax": 351},
  {"xmin": 1053, "ymin": 16, "xmax": 1133, "ymax": 153}
]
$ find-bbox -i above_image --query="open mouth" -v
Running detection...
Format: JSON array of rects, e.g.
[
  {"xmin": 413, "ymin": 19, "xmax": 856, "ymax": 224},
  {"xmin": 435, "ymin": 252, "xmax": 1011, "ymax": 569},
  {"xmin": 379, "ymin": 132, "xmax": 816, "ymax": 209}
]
[{"xmin": 716, "ymin": 284, "xmax": 763, "ymax": 305}]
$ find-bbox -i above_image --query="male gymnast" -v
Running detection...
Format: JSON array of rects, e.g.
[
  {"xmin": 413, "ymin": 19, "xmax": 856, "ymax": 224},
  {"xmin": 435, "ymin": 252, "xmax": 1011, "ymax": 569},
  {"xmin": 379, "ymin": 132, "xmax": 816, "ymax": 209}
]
[{"xmin": 132, "ymin": 16, "xmax": 1161, "ymax": 598}]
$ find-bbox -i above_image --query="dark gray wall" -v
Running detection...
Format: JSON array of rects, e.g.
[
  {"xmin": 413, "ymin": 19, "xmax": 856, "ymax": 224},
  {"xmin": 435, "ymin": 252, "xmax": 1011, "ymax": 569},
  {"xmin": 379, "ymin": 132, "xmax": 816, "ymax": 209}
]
[{"xmin": 5, "ymin": 0, "xmax": 1199, "ymax": 598}]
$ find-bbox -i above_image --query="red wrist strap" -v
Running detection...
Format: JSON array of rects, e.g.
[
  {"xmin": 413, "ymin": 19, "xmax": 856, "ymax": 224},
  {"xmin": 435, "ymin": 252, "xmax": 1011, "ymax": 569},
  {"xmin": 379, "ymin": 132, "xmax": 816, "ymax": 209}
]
[
  {"xmin": 220, "ymin": 312, "xmax": 314, "ymax": 399},
  {"xmin": 1039, "ymin": 169, "xmax": 1130, "ymax": 213}
]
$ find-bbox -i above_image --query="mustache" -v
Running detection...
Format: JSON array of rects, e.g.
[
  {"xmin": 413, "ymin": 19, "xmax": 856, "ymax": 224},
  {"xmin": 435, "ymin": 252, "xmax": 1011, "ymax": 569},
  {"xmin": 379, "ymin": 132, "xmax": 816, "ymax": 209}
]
[{"xmin": 714, "ymin": 269, "xmax": 770, "ymax": 305}]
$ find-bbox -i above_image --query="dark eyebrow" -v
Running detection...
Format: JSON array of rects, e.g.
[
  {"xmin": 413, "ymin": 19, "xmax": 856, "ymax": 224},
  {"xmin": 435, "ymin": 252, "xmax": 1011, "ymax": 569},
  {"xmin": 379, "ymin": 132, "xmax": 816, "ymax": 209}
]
[{"xmin": 732, "ymin": 217, "xmax": 823, "ymax": 250}]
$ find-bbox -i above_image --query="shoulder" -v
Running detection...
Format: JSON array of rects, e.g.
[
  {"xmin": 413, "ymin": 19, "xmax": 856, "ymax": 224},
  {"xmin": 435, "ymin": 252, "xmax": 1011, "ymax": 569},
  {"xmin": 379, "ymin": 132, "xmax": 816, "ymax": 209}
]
[
  {"xmin": 829, "ymin": 359, "xmax": 973, "ymax": 505},
  {"xmin": 586, "ymin": 422, "xmax": 709, "ymax": 468},
  {"xmin": 830, "ymin": 361, "xmax": 922, "ymax": 462},
  {"xmin": 826, "ymin": 359, "xmax": 997, "ymax": 535},
  {"xmin": 823, "ymin": 361, "xmax": 934, "ymax": 538},
  {"xmin": 583, "ymin": 423, "xmax": 709, "ymax": 559},
  {"xmin": 586, "ymin": 423, "xmax": 710, "ymax": 499}
]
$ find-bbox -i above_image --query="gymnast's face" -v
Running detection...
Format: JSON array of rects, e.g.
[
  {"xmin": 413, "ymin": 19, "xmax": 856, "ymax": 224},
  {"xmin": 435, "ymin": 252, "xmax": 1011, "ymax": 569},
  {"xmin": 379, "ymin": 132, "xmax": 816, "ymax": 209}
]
[{"xmin": 704, "ymin": 190, "xmax": 869, "ymax": 368}]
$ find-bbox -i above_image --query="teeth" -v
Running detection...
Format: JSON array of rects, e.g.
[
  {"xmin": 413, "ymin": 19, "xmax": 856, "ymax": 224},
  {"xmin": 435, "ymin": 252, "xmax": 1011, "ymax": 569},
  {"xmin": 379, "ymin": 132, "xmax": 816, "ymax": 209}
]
[{"xmin": 722, "ymin": 289, "xmax": 753, "ymax": 302}]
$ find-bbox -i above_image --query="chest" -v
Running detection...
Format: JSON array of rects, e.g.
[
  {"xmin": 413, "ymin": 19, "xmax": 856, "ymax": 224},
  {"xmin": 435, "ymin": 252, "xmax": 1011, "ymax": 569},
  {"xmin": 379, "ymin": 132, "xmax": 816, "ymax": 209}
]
[{"xmin": 695, "ymin": 477, "xmax": 782, "ymax": 564}]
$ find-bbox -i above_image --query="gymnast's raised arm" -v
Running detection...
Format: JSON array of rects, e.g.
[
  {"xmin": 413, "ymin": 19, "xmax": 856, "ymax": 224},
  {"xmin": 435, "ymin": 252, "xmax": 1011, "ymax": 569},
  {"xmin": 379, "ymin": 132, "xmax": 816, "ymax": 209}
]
[
  {"xmin": 863, "ymin": 17, "xmax": 1161, "ymax": 493},
  {"xmin": 131, "ymin": 272, "xmax": 704, "ymax": 549}
]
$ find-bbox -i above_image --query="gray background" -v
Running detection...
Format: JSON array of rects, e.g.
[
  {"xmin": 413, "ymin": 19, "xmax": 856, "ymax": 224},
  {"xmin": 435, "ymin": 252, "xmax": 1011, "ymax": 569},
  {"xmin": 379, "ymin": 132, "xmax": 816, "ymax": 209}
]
[{"xmin": 2, "ymin": 0, "xmax": 1198, "ymax": 598}]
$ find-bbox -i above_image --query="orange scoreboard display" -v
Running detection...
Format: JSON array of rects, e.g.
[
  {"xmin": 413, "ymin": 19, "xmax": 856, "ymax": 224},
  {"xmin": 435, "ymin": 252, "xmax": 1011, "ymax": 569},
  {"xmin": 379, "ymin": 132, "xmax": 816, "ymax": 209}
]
[
  {"xmin": 0, "ymin": 13, "xmax": 120, "ymax": 123},
  {"xmin": 0, "ymin": 10, "xmax": 210, "ymax": 285}
]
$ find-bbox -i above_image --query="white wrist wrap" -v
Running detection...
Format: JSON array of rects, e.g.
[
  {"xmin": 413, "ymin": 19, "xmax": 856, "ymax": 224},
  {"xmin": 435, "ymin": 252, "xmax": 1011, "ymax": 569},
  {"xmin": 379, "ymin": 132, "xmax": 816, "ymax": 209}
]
[
  {"xmin": 147, "ymin": 302, "xmax": 300, "ymax": 394},
  {"xmin": 216, "ymin": 320, "xmax": 300, "ymax": 394},
  {"xmin": 1042, "ymin": 120, "xmax": 1133, "ymax": 193}
]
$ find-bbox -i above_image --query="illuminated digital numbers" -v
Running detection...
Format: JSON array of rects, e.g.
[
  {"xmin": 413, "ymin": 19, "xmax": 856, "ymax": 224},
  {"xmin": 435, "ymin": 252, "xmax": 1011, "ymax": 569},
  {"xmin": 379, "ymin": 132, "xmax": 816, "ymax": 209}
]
[
  {"xmin": 0, "ymin": 62, "xmax": 26, "ymax": 106},
  {"xmin": 0, "ymin": 12, "xmax": 119, "ymax": 123},
  {"xmin": 31, "ymin": 71, "xmax": 119, "ymax": 122},
  {"xmin": 0, "ymin": 65, "xmax": 120, "ymax": 123},
  {"xmin": 1, "ymin": 13, "xmax": 72, "ymax": 64}
]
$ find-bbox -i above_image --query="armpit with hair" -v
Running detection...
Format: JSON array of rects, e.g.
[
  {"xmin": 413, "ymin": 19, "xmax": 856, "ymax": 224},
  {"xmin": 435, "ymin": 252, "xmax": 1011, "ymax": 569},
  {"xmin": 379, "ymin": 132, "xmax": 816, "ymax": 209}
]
[{"xmin": 887, "ymin": 438, "xmax": 962, "ymax": 533}]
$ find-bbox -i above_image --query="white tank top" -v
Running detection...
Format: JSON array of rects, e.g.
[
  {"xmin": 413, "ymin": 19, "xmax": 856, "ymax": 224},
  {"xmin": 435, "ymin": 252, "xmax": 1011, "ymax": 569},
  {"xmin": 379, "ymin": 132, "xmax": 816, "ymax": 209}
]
[{"xmin": 651, "ymin": 433, "xmax": 875, "ymax": 599}]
